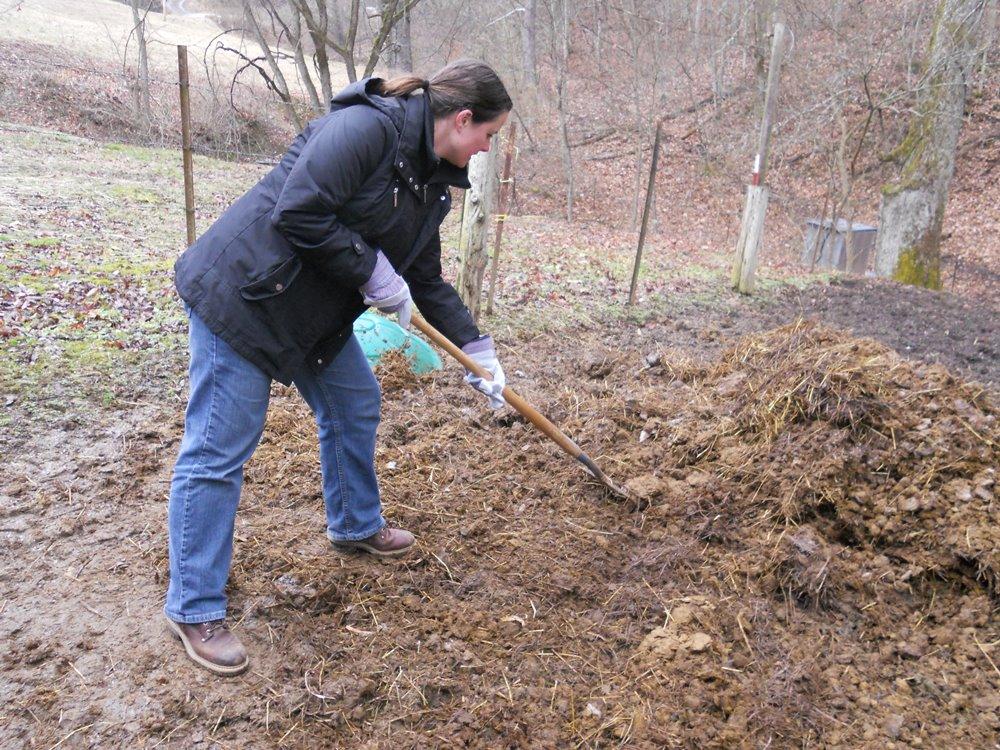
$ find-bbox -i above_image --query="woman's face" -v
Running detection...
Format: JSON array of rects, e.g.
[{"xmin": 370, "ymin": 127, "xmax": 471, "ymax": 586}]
[{"xmin": 434, "ymin": 110, "xmax": 510, "ymax": 168}]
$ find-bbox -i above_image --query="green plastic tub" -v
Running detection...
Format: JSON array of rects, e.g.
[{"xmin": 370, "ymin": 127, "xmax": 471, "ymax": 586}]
[{"xmin": 352, "ymin": 311, "xmax": 443, "ymax": 374}]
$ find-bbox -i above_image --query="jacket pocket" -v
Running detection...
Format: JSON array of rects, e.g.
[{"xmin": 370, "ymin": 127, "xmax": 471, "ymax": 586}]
[{"xmin": 239, "ymin": 255, "xmax": 302, "ymax": 300}]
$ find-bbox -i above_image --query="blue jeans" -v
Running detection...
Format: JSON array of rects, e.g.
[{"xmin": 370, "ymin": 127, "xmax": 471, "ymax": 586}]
[{"xmin": 165, "ymin": 310, "xmax": 384, "ymax": 623}]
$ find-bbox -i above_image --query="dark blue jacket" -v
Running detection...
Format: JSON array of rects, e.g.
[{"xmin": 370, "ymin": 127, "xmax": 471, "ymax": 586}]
[{"xmin": 174, "ymin": 78, "xmax": 480, "ymax": 384}]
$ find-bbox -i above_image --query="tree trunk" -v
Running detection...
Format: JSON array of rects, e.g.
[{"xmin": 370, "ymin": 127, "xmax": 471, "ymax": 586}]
[
  {"xmin": 456, "ymin": 147, "xmax": 500, "ymax": 322},
  {"xmin": 631, "ymin": 121, "xmax": 642, "ymax": 229},
  {"xmin": 130, "ymin": 0, "xmax": 152, "ymax": 129},
  {"xmin": 630, "ymin": 35, "xmax": 642, "ymax": 228},
  {"xmin": 376, "ymin": 0, "xmax": 413, "ymax": 72},
  {"xmin": 314, "ymin": 1, "xmax": 335, "ymax": 94},
  {"xmin": 753, "ymin": 0, "xmax": 774, "ymax": 114},
  {"xmin": 732, "ymin": 22, "xmax": 788, "ymax": 293},
  {"xmin": 390, "ymin": 4, "xmax": 413, "ymax": 71},
  {"xmin": 594, "ymin": 0, "xmax": 603, "ymax": 59},
  {"xmin": 522, "ymin": 0, "xmax": 537, "ymax": 86},
  {"xmin": 241, "ymin": 1, "xmax": 304, "ymax": 129},
  {"xmin": 875, "ymin": 0, "xmax": 985, "ymax": 288},
  {"xmin": 327, "ymin": 0, "xmax": 348, "ymax": 49},
  {"xmin": 978, "ymin": 0, "xmax": 998, "ymax": 83},
  {"xmin": 289, "ymin": 6, "xmax": 323, "ymax": 114},
  {"xmin": 558, "ymin": 99, "xmax": 574, "ymax": 222},
  {"xmin": 692, "ymin": 0, "xmax": 702, "ymax": 57},
  {"xmin": 369, "ymin": 0, "xmax": 414, "ymax": 76},
  {"xmin": 554, "ymin": 0, "xmax": 573, "ymax": 221}
]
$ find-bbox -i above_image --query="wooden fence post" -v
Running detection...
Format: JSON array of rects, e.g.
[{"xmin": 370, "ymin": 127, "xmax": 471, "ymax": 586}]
[
  {"xmin": 177, "ymin": 45, "xmax": 196, "ymax": 246},
  {"xmin": 485, "ymin": 122, "xmax": 517, "ymax": 317},
  {"xmin": 732, "ymin": 185, "xmax": 770, "ymax": 291},
  {"xmin": 627, "ymin": 120, "xmax": 664, "ymax": 306},
  {"xmin": 731, "ymin": 23, "xmax": 788, "ymax": 294}
]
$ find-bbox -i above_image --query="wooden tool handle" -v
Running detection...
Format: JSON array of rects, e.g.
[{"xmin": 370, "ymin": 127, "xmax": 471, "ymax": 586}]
[{"xmin": 411, "ymin": 314, "xmax": 584, "ymax": 460}]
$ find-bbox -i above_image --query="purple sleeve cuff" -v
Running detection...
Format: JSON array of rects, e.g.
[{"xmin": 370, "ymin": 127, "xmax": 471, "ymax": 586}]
[
  {"xmin": 360, "ymin": 250, "xmax": 394, "ymax": 294},
  {"xmin": 461, "ymin": 335, "xmax": 494, "ymax": 355}
]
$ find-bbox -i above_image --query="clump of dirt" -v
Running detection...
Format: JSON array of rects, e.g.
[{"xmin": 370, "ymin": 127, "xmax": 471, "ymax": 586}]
[{"xmin": 373, "ymin": 349, "xmax": 425, "ymax": 394}]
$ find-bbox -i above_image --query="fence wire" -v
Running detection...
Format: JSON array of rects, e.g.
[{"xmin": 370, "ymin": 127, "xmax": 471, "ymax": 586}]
[
  {"xmin": 8, "ymin": 53, "xmax": 184, "ymax": 89},
  {"xmin": 4, "ymin": 46, "xmax": 306, "ymax": 164}
]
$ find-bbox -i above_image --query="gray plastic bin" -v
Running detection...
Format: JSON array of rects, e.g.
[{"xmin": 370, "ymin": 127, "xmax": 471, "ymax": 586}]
[{"xmin": 802, "ymin": 218, "xmax": 877, "ymax": 273}]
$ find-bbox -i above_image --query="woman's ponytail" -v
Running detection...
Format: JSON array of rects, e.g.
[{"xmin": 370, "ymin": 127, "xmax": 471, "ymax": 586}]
[{"xmin": 377, "ymin": 74, "xmax": 429, "ymax": 97}]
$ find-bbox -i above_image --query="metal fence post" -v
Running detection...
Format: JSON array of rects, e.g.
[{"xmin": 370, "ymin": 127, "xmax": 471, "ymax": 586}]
[
  {"xmin": 177, "ymin": 45, "xmax": 196, "ymax": 246},
  {"xmin": 627, "ymin": 120, "xmax": 663, "ymax": 306},
  {"xmin": 486, "ymin": 121, "xmax": 517, "ymax": 317}
]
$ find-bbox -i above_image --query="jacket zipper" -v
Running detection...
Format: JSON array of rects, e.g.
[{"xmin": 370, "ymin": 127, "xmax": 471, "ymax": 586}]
[{"xmin": 393, "ymin": 185, "xmax": 399, "ymax": 208}]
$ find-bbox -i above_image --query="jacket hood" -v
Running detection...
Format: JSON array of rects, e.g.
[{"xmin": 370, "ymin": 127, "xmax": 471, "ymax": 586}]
[
  {"xmin": 330, "ymin": 78, "xmax": 404, "ymax": 130},
  {"xmin": 330, "ymin": 78, "xmax": 470, "ymax": 192}
]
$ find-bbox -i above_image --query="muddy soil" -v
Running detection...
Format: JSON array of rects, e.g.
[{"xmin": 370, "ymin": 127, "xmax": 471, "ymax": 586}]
[
  {"xmin": 1, "ymin": 280, "xmax": 997, "ymax": 749},
  {"xmin": 750, "ymin": 278, "xmax": 998, "ymax": 387},
  {"xmin": 617, "ymin": 277, "xmax": 999, "ymax": 389}
]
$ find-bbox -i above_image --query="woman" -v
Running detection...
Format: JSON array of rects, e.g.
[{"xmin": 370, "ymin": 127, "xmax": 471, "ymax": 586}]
[{"xmin": 165, "ymin": 59, "xmax": 512, "ymax": 676}]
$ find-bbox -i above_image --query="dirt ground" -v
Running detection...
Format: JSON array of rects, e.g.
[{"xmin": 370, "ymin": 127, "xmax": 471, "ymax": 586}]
[
  {"xmin": 3, "ymin": 6, "xmax": 1000, "ymax": 744},
  {"xmin": 1, "ymin": 277, "xmax": 997, "ymax": 749},
  {"xmin": 638, "ymin": 276, "xmax": 999, "ymax": 388}
]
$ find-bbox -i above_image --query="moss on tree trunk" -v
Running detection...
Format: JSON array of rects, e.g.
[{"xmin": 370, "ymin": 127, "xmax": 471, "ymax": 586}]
[
  {"xmin": 875, "ymin": 0, "xmax": 984, "ymax": 289},
  {"xmin": 894, "ymin": 246, "xmax": 942, "ymax": 289}
]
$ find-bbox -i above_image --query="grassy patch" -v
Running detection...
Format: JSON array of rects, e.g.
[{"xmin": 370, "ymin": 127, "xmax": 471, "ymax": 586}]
[
  {"xmin": 26, "ymin": 236, "xmax": 62, "ymax": 248},
  {"xmin": 103, "ymin": 143, "xmax": 166, "ymax": 162},
  {"xmin": 1, "ymin": 338, "xmax": 117, "ymax": 401},
  {"xmin": 110, "ymin": 184, "xmax": 164, "ymax": 204},
  {"xmin": 0, "ymin": 129, "xmax": 268, "ymax": 443}
]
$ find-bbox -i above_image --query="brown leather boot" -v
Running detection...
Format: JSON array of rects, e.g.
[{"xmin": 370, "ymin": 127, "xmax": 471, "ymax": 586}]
[
  {"xmin": 165, "ymin": 617, "xmax": 249, "ymax": 676},
  {"xmin": 332, "ymin": 526, "xmax": 415, "ymax": 557}
]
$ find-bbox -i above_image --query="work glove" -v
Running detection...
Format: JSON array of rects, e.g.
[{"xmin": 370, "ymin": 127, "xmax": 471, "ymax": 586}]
[
  {"xmin": 359, "ymin": 250, "xmax": 412, "ymax": 329},
  {"xmin": 461, "ymin": 335, "xmax": 506, "ymax": 409}
]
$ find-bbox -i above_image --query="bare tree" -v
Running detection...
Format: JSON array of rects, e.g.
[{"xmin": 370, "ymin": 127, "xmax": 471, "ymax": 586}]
[
  {"xmin": 231, "ymin": 0, "xmax": 422, "ymax": 120},
  {"xmin": 290, "ymin": 0, "xmax": 421, "ymax": 82},
  {"xmin": 753, "ymin": 0, "xmax": 776, "ymax": 109},
  {"xmin": 691, "ymin": 0, "xmax": 702, "ymax": 57},
  {"xmin": 287, "ymin": 4, "xmax": 324, "ymax": 113},
  {"xmin": 875, "ymin": 0, "xmax": 986, "ymax": 287},
  {"xmin": 537, "ymin": 0, "xmax": 574, "ymax": 220},
  {"xmin": 522, "ymin": 0, "xmax": 538, "ymax": 86},
  {"xmin": 977, "ymin": 0, "xmax": 999, "ymax": 82},
  {"xmin": 383, "ymin": 0, "xmax": 414, "ymax": 71},
  {"xmin": 240, "ymin": 1, "xmax": 305, "ymax": 128},
  {"xmin": 707, "ymin": 0, "xmax": 742, "ymax": 103},
  {"xmin": 129, "ymin": 0, "xmax": 153, "ymax": 129},
  {"xmin": 609, "ymin": 0, "xmax": 669, "ymax": 227},
  {"xmin": 289, "ymin": 0, "xmax": 337, "ymax": 99}
]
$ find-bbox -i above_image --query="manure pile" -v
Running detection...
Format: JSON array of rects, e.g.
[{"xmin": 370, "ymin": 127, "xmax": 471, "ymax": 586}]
[
  {"xmin": 227, "ymin": 320, "xmax": 996, "ymax": 748},
  {"xmin": 620, "ymin": 319, "xmax": 998, "ymax": 596}
]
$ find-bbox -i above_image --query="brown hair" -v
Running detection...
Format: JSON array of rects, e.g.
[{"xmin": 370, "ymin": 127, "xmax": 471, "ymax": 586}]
[{"xmin": 378, "ymin": 59, "xmax": 512, "ymax": 123}]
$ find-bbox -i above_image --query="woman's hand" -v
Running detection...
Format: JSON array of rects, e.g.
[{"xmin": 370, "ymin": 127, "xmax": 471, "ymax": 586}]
[
  {"xmin": 360, "ymin": 250, "xmax": 413, "ymax": 329},
  {"xmin": 461, "ymin": 336, "xmax": 506, "ymax": 409}
]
